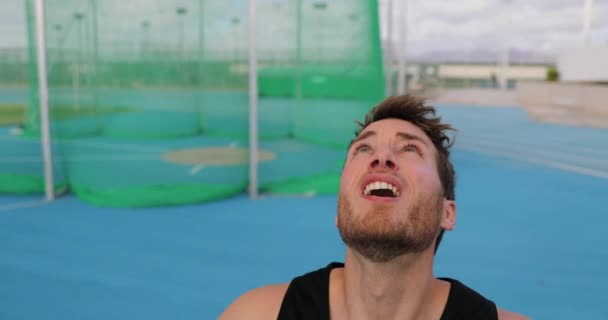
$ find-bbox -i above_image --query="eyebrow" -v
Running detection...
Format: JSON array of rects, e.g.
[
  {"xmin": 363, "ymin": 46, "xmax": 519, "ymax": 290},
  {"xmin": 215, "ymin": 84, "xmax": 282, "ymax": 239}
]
[
  {"xmin": 350, "ymin": 130, "xmax": 376, "ymax": 147},
  {"xmin": 395, "ymin": 132, "xmax": 429, "ymax": 148}
]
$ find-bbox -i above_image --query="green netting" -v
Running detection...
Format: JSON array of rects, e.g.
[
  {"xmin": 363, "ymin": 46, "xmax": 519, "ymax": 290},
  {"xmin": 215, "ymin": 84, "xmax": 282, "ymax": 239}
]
[
  {"xmin": 260, "ymin": 172, "xmax": 340, "ymax": 195},
  {"xmin": 0, "ymin": 174, "xmax": 67, "ymax": 194},
  {"xmin": 256, "ymin": 0, "xmax": 384, "ymax": 193},
  {"xmin": 18, "ymin": 0, "xmax": 384, "ymax": 206},
  {"xmin": 0, "ymin": 174, "xmax": 45, "ymax": 194},
  {"xmin": 71, "ymin": 183, "xmax": 247, "ymax": 208}
]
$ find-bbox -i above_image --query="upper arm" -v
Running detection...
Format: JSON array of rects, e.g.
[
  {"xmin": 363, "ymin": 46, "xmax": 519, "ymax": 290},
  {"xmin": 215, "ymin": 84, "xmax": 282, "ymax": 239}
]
[
  {"xmin": 497, "ymin": 307, "xmax": 530, "ymax": 320},
  {"xmin": 218, "ymin": 283, "xmax": 289, "ymax": 320}
]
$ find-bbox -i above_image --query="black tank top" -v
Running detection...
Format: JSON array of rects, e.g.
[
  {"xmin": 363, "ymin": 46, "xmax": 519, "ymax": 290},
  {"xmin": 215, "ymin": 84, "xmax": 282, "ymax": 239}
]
[{"xmin": 277, "ymin": 262, "xmax": 498, "ymax": 320}]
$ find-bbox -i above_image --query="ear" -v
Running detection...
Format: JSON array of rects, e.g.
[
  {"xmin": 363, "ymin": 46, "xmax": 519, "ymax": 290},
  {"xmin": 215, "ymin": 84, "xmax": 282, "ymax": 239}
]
[{"xmin": 440, "ymin": 200, "xmax": 456, "ymax": 231}]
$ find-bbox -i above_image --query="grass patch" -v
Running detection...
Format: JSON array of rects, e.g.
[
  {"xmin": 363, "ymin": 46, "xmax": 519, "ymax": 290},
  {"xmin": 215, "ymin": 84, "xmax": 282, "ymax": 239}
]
[
  {"xmin": 0, "ymin": 104, "xmax": 135, "ymax": 126},
  {"xmin": 50, "ymin": 105, "xmax": 135, "ymax": 120},
  {"xmin": 0, "ymin": 104, "xmax": 26, "ymax": 125}
]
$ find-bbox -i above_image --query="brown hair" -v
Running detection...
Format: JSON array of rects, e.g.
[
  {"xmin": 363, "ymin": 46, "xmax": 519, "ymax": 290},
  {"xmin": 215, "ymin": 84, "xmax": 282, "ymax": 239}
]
[{"xmin": 350, "ymin": 95, "xmax": 456, "ymax": 253}]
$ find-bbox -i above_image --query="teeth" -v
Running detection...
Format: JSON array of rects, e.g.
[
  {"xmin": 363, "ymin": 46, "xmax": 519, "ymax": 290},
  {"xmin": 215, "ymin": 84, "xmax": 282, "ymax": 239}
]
[{"xmin": 363, "ymin": 181, "xmax": 399, "ymax": 196}]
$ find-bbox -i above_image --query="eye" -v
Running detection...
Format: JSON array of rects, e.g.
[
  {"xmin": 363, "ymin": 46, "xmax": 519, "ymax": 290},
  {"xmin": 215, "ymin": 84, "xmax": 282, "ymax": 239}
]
[
  {"xmin": 355, "ymin": 144, "xmax": 371, "ymax": 153},
  {"xmin": 402, "ymin": 143, "xmax": 421, "ymax": 154}
]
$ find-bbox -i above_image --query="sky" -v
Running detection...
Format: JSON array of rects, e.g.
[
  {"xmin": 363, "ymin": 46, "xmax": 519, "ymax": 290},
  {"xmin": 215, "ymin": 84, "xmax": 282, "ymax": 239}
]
[
  {"xmin": 385, "ymin": 0, "xmax": 608, "ymax": 60},
  {"xmin": 1, "ymin": 0, "xmax": 606, "ymax": 62}
]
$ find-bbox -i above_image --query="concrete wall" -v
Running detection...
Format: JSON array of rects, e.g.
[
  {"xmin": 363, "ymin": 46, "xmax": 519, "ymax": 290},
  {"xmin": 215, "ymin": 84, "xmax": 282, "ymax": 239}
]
[
  {"xmin": 516, "ymin": 81, "xmax": 608, "ymax": 128},
  {"xmin": 558, "ymin": 47, "xmax": 608, "ymax": 82},
  {"xmin": 438, "ymin": 64, "xmax": 548, "ymax": 80}
]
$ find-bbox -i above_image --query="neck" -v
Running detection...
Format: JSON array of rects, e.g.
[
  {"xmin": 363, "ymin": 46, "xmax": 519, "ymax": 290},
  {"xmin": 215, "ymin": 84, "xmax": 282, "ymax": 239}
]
[{"xmin": 335, "ymin": 248, "xmax": 445, "ymax": 320}]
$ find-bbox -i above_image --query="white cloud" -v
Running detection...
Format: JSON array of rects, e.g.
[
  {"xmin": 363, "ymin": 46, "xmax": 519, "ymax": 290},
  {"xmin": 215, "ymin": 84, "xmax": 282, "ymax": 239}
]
[
  {"xmin": 2, "ymin": 0, "xmax": 608, "ymax": 62},
  {"xmin": 392, "ymin": 0, "xmax": 608, "ymax": 59}
]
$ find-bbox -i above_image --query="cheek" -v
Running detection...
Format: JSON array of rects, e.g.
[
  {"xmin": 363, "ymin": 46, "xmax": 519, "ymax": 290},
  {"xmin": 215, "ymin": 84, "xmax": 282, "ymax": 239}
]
[
  {"xmin": 409, "ymin": 163, "xmax": 442, "ymax": 192},
  {"xmin": 339, "ymin": 166, "xmax": 355, "ymax": 190},
  {"xmin": 340, "ymin": 157, "xmax": 364, "ymax": 190}
]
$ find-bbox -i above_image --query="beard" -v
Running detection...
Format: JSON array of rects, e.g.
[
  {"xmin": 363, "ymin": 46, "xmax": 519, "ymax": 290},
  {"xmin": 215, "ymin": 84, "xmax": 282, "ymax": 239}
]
[{"xmin": 337, "ymin": 189, "xmax": 444, "ymax": 263}]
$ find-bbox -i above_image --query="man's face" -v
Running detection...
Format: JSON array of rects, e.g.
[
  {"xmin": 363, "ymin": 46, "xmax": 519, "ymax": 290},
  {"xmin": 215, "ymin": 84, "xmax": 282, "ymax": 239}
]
[{"xmin": 337, "ymin": 118, "xmax": 455, "ymax": 262}]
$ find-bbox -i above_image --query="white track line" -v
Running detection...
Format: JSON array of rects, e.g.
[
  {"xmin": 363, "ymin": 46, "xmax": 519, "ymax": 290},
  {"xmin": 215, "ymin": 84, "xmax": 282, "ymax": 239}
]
[
  {"xmin": 459, "ymin": 144, "xmax": 608, "ymax": 180},
  {"xmin": 458, "ymin": 133, "xmax": 608, "ymax": 158},
  {"xmin": 0, "ymin": 200, "xmax": 50, "ymax": 213},
  {"xmin": 189, "ymin": 164, "xmax": 206, "ymax": 175},
  {"xmin": 459, "ymin": 140, "xmax": 608, "ymax": 169}
]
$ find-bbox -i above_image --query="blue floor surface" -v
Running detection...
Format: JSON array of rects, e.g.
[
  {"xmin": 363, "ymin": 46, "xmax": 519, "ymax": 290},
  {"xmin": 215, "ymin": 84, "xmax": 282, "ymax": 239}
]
[{"xmin": 1, "ymin": 147, "xmax": 607, "ymax": 319}]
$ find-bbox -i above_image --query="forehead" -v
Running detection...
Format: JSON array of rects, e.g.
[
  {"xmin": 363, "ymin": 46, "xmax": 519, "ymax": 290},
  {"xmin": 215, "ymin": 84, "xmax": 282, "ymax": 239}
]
[{"xmin": 360, "ymin": 119, "xmax": 432, "ymax": 144}]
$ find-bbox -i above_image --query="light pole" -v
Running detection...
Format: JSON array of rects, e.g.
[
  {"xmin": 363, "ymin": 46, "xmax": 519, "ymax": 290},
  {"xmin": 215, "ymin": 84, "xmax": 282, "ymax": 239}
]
[
  {"xmin": 53, "ymin": 24, "xmax": 62, "ymax": 50},
  {"xmin": 396, "ymin": 0, "xmax": 408, "ymax": 94},
  {"xmin": 313, "ymin": 2, "xmax": 328, "ymax": 63},
  {"xmin": 198, "ymin": 0, "xmax": 205, "ymax": 87},
  {"xmin": 52, "ymin": 24, "xmax": 62, "ymax": 67},
  {"xmin": 582, "ymin": 0, "xmax": 594, "ymax": 46},
  {"xmin": 73, "ymin": 12, "xmax": 85, "ymax": 110},
  {"xmin": 385, "ymin": 0, "xmax": 394, "ymax": 96},
  {"xmin": 230, "ymin": 16, "xmax": 240, "ymax": 62},
  {"xmin": 141, "ymin": 20, "xmax": 150, "ymax": 60},
  {"xmin": 347, "ymin": 13, "xmax": 358, "ymax": 61},
  {"xmin": 499, "ymin": 0, "xmax": 512, "ymax": 91},
  {"xmin": 141, "ymin": 20, "xmax": 150, "ymax": 86},
  {"xmin": 176, "ymin": 7, "xmax": 188, "ymax": 85},
  {"xmin": 176, "ymin": 7, "xmax": 188, "ymax": 61}
]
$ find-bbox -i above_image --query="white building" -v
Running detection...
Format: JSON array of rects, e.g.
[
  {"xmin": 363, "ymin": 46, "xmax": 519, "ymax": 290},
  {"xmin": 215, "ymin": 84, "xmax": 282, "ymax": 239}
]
[{"xmin": 557, "ymin": 47, "xmax": 608, "ymax": 83}]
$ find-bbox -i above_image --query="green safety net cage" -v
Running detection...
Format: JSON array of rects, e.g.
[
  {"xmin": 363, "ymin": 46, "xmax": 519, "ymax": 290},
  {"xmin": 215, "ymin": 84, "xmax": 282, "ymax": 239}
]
[
  {"xmin": 255, "ymin": 0, "xmax": 384, "ymax": 194},
  {"xmin": 0, "ymin": 14, "xmax": 47, "ymax": 194},
  {"xmin": 9, "ymin": 0, "xmax": 384, "ymax": 207}
]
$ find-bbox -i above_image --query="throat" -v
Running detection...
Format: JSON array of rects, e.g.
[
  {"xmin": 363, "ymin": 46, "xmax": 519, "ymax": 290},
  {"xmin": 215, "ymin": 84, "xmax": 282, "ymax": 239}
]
[
  {"xmin": 339, "ymin": 253, "xmax": 441, "ymax": 320},
  {"xmin": 369, "ymin": 189, "xmax": 395, "ymax": 197},
  {"xmin": 344, "ymin": 277, "xmax": 442, "ymax": 320}
]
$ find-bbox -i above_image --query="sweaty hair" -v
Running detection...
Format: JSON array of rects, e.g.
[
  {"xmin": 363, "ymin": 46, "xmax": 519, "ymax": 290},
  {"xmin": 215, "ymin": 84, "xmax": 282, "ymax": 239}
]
[{"xmin": 350, "ymin": 95, "xmax": 456, "ymax": 254}]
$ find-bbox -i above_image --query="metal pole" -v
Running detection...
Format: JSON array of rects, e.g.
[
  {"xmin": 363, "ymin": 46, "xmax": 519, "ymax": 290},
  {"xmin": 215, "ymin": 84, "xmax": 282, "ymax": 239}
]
[
  {"xmin": 385, "ymin": 0, "xmax": 393, "ymax": 96},
  {"xmin": 396, "ymin": 0, "xmax": 407, "ymax": 94},
  {"xmin": 248, "ymin": 0, "xmax": 259, "ymax": 199},
  {"xmin": 34, "ymin": 0, "xmax": 55, "ymax": 201},
  {"xmin": 74, "ymin": 13, "xmax": 83, "ymax": 110},
  {"xmin": 583, "ymin": 0, "xmax": 593, "ymax": 46},
  {"xmin": 294, "ymin": 0, "xmax": 302, "ymax": 138},
  {"xmin": 198, "ymin": 0, "xmax": 205, "ymax": 86},
  {"xmin": 176, "ymin": 7, "xmax": 188, "ymax": 84},
  {"xmin": 499, "ymin": 0, "xmax": 511, "ymax": 91}
]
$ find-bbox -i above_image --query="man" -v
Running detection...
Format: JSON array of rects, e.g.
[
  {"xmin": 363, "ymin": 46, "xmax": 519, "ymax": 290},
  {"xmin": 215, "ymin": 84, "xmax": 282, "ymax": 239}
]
[{"xmin": 220, "ymin": 95, "xmax": 528, "ymax": 320}]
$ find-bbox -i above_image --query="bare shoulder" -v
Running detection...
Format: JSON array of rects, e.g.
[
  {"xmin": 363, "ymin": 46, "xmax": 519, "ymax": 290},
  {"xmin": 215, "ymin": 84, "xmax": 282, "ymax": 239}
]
[
  {"xmin": 497, "ymin": 307, "xmax": 530, "ymax": 320},
  {"xmin": 218, "ymin": 283, "xmax": 289, "ymax": 320}
]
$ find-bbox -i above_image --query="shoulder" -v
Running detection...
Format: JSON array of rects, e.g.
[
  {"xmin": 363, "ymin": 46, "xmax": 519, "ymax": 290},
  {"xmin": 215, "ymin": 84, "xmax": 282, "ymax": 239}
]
[
  {"xmin": 442, "ymin": 278, "xmax": 529, "ymax": 320},
  {"xmin": 218, "ymin": 283, "xmax": 289, "ymax": 320},
  {"xmin": 497, "ymin": 307, "xmax": 530, "ymax": 320},
  {"xmin": 441, "ymin": 277, "xmax": 494, "ymax": 308}
]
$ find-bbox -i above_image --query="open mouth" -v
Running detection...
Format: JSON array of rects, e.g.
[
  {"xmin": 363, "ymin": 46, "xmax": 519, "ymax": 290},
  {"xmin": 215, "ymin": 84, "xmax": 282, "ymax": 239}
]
[{"xmin": 363, "ymin": 181, "xmax": 400, "ymax": 198}]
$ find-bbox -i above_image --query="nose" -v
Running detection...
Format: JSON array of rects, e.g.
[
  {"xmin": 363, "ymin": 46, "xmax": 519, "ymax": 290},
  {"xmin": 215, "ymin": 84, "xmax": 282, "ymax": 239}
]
[{"xmin": 369, "ymin": 147, "xmax": 399, "ymax": 171}]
